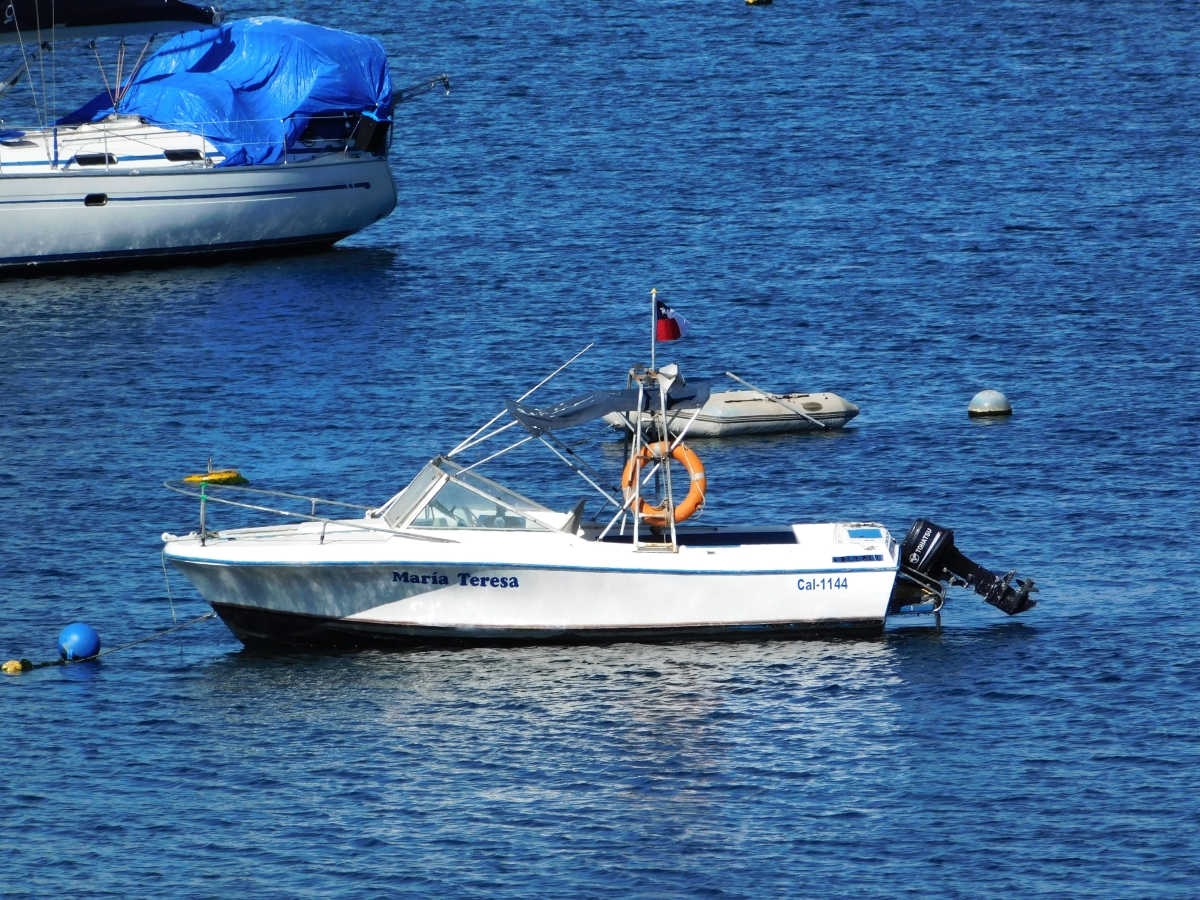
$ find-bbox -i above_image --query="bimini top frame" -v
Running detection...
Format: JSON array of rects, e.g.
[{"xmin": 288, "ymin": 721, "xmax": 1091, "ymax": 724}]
[
  {"xmin": 443, "ymin": 343, "xmax": 712, "ymax": 551},
  {"xmin": 165, "ymin": 344, "xmax": 710, "ymax": 550}
]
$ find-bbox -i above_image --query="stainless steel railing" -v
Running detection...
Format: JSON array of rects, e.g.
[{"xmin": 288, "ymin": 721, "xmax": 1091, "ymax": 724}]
[{"xmin": 163, "ymin": 480, "xmax": 455, "ymax": 546}]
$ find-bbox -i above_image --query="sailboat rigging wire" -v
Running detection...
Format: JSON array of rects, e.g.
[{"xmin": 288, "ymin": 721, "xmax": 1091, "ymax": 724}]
[
  {"xmin": 49, "ymin": 0, "xmax": 54, "ymax": 126},
  {"xmin": 114, "ymin": 37, "xmax": 125, "ymax": 107},
  {"xmin": 118, "ymin": 33, "xmax": 155, "ymax": 107},
  {"xmin": 33, "ymin": 0, "xmax": 48, "ymax": 127},
  {"xmin": 90, "ymin": 39, "xmax": 115, "ymax": 109},
  {"xmin": 448, "ymin": 342, "xmax": 594, "ymax": 457},
  {"xmin": 11, "ymin": 18, "xmax": 48, "ymax": 135}
]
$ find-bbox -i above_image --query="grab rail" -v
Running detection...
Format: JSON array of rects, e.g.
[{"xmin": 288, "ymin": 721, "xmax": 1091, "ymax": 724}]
[{"xmin": 162, "ymin": 480, "xmax": 456, "ymax": 546}]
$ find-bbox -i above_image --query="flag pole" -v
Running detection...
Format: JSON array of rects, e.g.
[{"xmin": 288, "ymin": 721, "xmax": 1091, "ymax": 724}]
[{"xmin": 650, "ymin": 287, "xmax": 657, "ymax": 372}]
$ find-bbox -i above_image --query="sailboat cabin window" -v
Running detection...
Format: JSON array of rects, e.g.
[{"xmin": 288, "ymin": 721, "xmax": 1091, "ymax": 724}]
[{"xmin": 409, "ymin": 479, "xmax": 547, "ymax": 531}]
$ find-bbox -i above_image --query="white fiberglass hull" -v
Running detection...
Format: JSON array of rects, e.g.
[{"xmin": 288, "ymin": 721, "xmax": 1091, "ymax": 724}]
[
  {"xmin": 165, "ymin": 522, "xmax": 900, "ymax": 647},
  {"xmin": 0, "ymin": 154, "xmax": 396, "ymax": 271}
]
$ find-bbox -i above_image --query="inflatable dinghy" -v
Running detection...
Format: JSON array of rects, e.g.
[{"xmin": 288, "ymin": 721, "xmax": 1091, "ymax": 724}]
[{"xmin": 604, "ymin": 389, "xmax": 859, "ymax": 438}]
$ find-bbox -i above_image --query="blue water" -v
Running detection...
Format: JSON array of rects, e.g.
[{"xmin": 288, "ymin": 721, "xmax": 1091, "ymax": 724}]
[{"xmin": 4, "ymin": 1, "xmax": 1200, "ymax": 895}]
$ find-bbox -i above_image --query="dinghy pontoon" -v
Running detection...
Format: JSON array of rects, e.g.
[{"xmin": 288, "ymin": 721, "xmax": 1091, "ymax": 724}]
[{"xmin": 603, "ymin": 372, "xmax": 859, "ymax": 438}]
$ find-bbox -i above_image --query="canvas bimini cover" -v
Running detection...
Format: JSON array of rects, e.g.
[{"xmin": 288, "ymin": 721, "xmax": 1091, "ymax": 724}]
[
  {"xmin": 61, "ymin": 17, "xmax": 393, "ymax": 167},
  {"xmin": 1, "ymin": 0, "xmax": 218, "ymax": 44}
]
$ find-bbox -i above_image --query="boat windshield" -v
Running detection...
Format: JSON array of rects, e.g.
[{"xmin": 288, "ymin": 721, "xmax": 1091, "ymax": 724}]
[{"xmin": 409, "ymin": 478, "xmax": 548, "ymax": 531}]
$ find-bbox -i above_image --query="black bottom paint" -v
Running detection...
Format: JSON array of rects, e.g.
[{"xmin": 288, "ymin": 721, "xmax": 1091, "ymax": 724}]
[
  {"xmin": 0, "ymin": 231, "xmax": 353, "ymax": 279},
  {"xmin": 212, "ymin": 603, "xmax": 887, "ymax": 650}
]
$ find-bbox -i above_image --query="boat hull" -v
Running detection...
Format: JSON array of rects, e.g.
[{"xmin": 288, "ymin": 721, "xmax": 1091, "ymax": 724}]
[
  {"xmin": 211, "ymin": 602, "xmax": 886, "ymax": 648},
  {"xmin": 0, "ymin": 155, "xmax": 397, "ymax": 272},
  {"xmin": 168, "ymin": 552, "xmax": 896, "ymax": 648}
]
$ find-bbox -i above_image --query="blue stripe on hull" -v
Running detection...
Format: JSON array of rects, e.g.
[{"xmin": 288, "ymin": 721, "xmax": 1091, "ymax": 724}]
[
  {"xmin": 166, "ymin": 557, "xmax": 898, "ymax": 577},
  {"xmin": 0, "ymin": 180, "xmax": 372, "ymax": 206}
]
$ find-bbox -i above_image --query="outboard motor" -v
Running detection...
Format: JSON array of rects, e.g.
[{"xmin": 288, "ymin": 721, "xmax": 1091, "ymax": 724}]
[{"xmin": 890, "ymin": 519, "xmax": 1038, "ymax": 616}]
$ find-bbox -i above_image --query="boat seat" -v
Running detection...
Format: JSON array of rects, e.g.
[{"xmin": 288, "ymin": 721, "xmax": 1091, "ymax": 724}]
[{"xmin": 561, "ymin": 498, "xmax": 587, "ymax": 535}]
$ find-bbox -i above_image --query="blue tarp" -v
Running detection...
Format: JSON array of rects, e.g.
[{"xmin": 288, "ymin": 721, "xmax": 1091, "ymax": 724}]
[{"xmin": 61, "ymin": 17, "xmax": 393, "ymax": 166}]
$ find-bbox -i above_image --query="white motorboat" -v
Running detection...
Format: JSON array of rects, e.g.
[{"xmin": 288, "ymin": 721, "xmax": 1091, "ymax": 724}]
[
  {"xmin": 0, "ymin": 6, "xmax": 444, "ymax": 272},
  {"xmin": 161, "ymin": 352, "xmax": 1038, "ymax": 648},
  {"xmin": 604, "ymin": 378, "xmax": 860, "ymax": 438}
]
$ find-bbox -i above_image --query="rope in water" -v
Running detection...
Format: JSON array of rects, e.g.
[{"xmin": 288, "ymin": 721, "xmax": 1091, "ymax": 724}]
[
  {"xmin": 5, "ymin": 611, "xmax": 216, "ymax": 672},
  {"xmin": 90, "ymin": 611, "xmax": 217, "ymax": 661}
]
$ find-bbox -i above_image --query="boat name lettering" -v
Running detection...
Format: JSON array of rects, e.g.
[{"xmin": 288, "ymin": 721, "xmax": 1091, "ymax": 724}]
[
  {"xmin": 798, "ymin": 577, "xmax": 848, "ymax": 591},
  {"xmin": 457, "ymin": 573, "xmax": 520, "ymax": 589},
  {"xmin": 393, "ymin": 571, "xmax": 450, "ymax": 585}
]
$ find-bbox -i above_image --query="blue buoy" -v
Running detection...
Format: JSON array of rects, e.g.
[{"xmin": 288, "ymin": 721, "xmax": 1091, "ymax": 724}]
[{"xmin": 58, "ymin": 623, "xmax": 101, "ymax": 661}]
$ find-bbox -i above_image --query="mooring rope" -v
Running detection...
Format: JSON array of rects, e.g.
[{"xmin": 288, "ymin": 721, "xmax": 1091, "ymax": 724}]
[
  {"xmin": 7, "ymin": 611, "xmax": 216, "ymax": 672},
  {"xmin": 90, "ymin": 611, "xmax": 216, "ymax": 660},
  {"xmin": 161, "ymin": 548, "xmax": 177, "ymax": 625}
]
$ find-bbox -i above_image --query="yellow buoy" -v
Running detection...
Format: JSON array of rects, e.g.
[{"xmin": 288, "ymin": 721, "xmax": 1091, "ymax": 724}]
[
  {"xmin": 183, "ymin": 469, "xmax": 249, "ymax": 485},
  {"xmin": 746, "ymin": 0, "xmax": 773, "ymax": 5},
  {"xmin": 2, "ymin": 659, "xmax": 31, "ymax": 674}
]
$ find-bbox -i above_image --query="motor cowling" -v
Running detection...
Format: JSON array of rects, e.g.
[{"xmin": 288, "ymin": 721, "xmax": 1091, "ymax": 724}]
[{"xmin": 894, "ymin": 519, "xmax": 1037, "ymax": 615}]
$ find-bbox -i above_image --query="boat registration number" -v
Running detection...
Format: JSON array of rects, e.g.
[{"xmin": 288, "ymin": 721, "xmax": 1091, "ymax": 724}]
[{"xmin": 797, "ymin": 577, "xmax": 848, "ymax": 591}]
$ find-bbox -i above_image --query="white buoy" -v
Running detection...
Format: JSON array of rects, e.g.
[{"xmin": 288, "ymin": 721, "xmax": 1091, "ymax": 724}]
[{"xmin": 969, "ymin": 389, "xmax": 1012, "ymax": 418}]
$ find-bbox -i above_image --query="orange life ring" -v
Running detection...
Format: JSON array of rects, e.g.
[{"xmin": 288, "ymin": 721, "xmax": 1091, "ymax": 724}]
[{"xmin": 621, "ymin": 441, "xmax": 706, "ymax": 527}]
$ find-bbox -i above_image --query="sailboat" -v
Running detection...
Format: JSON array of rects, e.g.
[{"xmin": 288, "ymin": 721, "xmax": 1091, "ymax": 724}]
[{"xmin": 1, "ymin": 2, "xmax": 446, "ymax": 272}]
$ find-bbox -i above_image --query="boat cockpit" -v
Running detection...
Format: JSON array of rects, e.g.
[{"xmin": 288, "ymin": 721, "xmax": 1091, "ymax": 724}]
[{"xmin": 378, "ymin": 457, "xmax": 572, "ymax": 533}]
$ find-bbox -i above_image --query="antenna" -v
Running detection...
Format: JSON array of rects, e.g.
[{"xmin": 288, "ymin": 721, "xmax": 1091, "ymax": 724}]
[{"xmin": 650, "ymin": 287, "xmax": 657, "ymax": 372}]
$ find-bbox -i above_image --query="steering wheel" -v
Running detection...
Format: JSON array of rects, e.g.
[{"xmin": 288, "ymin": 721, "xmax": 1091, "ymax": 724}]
[{"xmin": 430, "ymin": 498, "xmax": 478, "ymax": 527}]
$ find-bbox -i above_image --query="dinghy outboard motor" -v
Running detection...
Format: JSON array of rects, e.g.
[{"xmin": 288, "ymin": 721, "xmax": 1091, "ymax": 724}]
[{"xmin": 891, "ymin": 519, "xmax": 1038, "ymax": 615}]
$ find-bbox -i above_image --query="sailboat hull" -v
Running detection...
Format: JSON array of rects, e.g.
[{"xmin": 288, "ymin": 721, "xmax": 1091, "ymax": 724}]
[{"xmin": 0, "ymin": 155, "xmax": 396, "ymax": 272}]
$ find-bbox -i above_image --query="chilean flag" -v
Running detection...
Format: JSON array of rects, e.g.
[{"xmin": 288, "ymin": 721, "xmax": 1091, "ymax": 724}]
[{"xmin": 655, "ymin": 299, "xmax": 691, "ymax": 342}]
